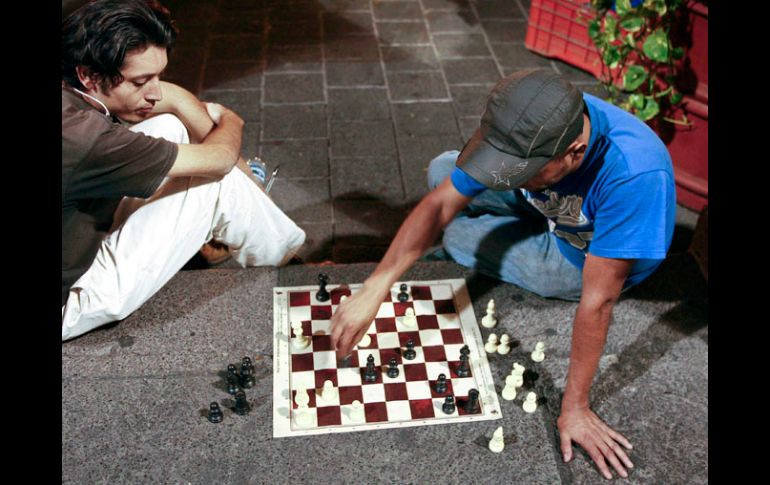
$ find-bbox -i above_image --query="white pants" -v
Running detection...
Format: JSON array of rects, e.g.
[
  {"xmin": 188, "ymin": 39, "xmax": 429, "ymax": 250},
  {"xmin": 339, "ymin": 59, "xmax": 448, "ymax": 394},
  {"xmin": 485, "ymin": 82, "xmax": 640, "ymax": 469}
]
[{"xmin": 62, "ymin": 114, "xmax": 306, "ymax": 341}]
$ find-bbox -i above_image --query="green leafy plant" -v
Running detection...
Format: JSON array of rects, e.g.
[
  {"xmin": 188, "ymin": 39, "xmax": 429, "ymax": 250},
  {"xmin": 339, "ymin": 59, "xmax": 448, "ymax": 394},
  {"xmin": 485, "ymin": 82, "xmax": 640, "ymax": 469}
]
[{"xmin": 587, "ymin": 0, "xmax": 690, "ymax": 125}]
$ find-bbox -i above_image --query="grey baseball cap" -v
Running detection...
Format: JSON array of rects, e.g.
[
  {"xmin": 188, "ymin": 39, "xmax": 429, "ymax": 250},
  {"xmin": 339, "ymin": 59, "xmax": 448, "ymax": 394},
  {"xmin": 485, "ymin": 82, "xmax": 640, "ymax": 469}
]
[{"xmin": 457, "ymin": 69, "xmax": 585, "ymax": 190}]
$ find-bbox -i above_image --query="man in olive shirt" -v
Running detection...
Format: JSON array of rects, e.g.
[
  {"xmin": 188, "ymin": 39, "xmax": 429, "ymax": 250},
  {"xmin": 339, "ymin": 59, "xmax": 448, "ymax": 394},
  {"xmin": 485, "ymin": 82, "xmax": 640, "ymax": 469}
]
[{"xmin": 62, "ymin": 0, "xmax": 305, "ymax": 340}]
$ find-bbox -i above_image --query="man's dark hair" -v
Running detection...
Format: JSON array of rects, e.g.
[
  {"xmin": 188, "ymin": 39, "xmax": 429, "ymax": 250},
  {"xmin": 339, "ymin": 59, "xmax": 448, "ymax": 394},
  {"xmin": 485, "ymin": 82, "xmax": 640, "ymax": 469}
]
[{"xmin": 62, "ymin": 0, "xmax": 178, "ymax": 91}]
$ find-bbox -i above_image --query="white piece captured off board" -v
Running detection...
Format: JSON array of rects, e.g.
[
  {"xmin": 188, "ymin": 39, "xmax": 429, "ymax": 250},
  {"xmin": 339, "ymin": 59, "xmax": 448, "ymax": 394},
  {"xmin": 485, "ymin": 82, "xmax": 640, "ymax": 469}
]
[
  {"xmin": 488, "ymin": 426, "xmax": 505, "ymax": 453},
  {"xmin": 481, "ymin": 299, "xmax": 497, "ymax": 328}
]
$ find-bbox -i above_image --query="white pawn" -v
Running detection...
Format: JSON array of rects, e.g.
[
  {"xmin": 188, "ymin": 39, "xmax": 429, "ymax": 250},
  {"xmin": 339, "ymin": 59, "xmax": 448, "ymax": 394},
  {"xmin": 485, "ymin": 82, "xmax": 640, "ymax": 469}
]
[
  {"xmin": 496, "ymin": 334, "xmax": 511, "ymax": 355},
  {"xmin": 488, "ymin": 426, "xmax": 505, "ymax": 453},
  {"xmin": 484, "ymin": 333, "xmax": 499, "ymax": 354},
  {"xmin": 320, "ymin": 380, "xmax": 337, "ymax": 402},
  {"xmin": 511, "ymin": 363, "xmax": 524, "ymax": 388},
  {"xmin": 292, "ymin": 323, "xmax": 310, "ymax": 350},
  {"xmin": 481, "ymin": 299, "xmax": 497, "ymax": 328},
  {"xmin": 501, "ymin": 374, "xmax": 517, "ymax": 401},
  {"xmin": 358, "ymin": 333, "xmax": 372, "ymax": 348},
  {"xmin": 531, "ymin": 341, "xmax": 545, "ymax": 362},
  {"xmin": 349, "ymin": 399, "xmax": 365, "ymax": 423},
  {"xmin": 402, "ymin": 307, "xmax": 417, "ymax": 328},
  {"xmin": 294, "ymin": 384, "xmax": 313, "ymax": 427},
  {"xmin": 522, "ymin": 392, "xmax": 538, "ymax": 413},
  {"xmin": 294, "ymin": 382, "xmax": 310, "ymax": 407}
]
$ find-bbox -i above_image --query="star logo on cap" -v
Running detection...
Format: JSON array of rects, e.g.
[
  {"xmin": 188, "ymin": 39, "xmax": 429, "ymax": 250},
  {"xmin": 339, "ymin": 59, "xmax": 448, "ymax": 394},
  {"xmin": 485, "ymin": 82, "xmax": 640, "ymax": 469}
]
[{"xmin": 491, "ymin": 161, "xmax": 527, "ymax": 187}]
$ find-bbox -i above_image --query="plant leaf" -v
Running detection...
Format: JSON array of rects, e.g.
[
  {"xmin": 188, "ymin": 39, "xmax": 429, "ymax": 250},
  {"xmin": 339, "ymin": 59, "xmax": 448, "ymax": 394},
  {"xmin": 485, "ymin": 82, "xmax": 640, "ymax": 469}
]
[
  {"xmin": 603, "ymin": 45, "xmax": 621, "ymax": 69},
  {"xmin": 637, "ymin": 97, "xmax": 660, "ymax": 120},
  {"xmin": 616, "ymin": 0, "xmax": 633, "ymax": 16},
  {"xmin": 671, "ymin": 46, "xmax": 684, "ymax": 60},
  {"xmin": 670, "ymin": 91, "xmax": 683, "ymax": 104},
  {"xmin": 629, "ymin": 93, "xmax": 645, "ymax": 109},
  {"xmin": 589, "ymin": 19, "xmax": 602, "ymax": 40},
  {"xmin": 604, "ymin": 15, "xmax": 618, "ymax": 41},
  {"xmin": 620, "ymin": 16, "xmax": 644, "ymax": 32},
  {"xmin": 642, "ymin": 29, "xmax": 669, "ymax": 62},
  {"xmin": 623, "ymin": 65, "xmax": 648, "ymax": 91},
  {"xmin": 624, "ymin": 32, "xmax": 636, "ymax": 47}
]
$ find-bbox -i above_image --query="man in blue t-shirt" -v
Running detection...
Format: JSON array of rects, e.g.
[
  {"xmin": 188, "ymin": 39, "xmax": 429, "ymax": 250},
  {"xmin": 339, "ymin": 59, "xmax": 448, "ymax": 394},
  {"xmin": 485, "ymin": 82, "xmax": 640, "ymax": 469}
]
[{"xmin": 330, "ymin": 69, "xmax": 675, "ymax": 480}]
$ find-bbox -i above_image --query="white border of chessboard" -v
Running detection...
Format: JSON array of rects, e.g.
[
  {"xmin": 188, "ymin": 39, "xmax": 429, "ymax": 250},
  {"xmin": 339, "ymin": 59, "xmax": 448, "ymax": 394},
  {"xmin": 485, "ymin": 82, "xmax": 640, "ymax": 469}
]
[{"xmin": 272, "ymin": 279, "xmax": 502, "ymax": 438}]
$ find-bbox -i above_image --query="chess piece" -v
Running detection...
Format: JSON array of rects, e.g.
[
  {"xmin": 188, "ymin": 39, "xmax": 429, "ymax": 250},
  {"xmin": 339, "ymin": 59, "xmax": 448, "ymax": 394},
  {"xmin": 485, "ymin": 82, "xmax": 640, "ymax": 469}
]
[
  {"xmin": 294, "ymin": 383, "xmax": 310, "ymax": 407},
  {"xmin": 234, "ymin": 391, "xmax": 251, "ymax": 415},
  {"xmin": 456, "ymin": 353, "xmax": 470, "ymax": 377},
  {"xmin": 481, "ymin": 299, "xmax": 497, "ymax": 328},
  {"xmin": 403, "ymin": 339, "xmax": 417, "ymax": 360},
  {"xmin": 207, "ymin": 402, "xmax": 223, "ymax": 423},
  {"xmin": 502, "ymin": 374, "xmax": 517, "ymax": 401},
  {"xmin": 460, "ymin": 344, "xmax": 470, "ymax": 357},
  {"xmin": 397, "ymin": 283, "xmax": 409, "ymax": 303},
  {"xmin": 292, "ymin": 323, "xmax": 310, "ymax": 350},
  {"xmin": 350, "ymin": 400, "xmax": 365, "ymax": 423},
  {"xmin": 488, "ymin": 426, "xmax": 504, "ymax": 453},
  {"xmin": 511, "ymin": 363, "xmax": 525, "ymax": 388},
  {"xmin": 442, "ymin": 395, "xmax": 456, "ymax": 415},
  {"xmin": 523, "ymin": 392, "xmax": 537, "ymax": 413},
  {"xmin": 464, "ymin": 389, "xmax": 480, "ymax": 414},
  {"xmin": 484, "ymin": 333, "xmax": 499, "ymax": 354},
  {"xmin": 293, "ymin": 383, "xmax": 313, "ymax": 426},
  {"xmin": 402, "ymin": 307, "xmax": 417, "ymax": 328},
  {"xmin": 358, "ymin": 333, "xmax": 372, "ymax": 348},
  {"xmin": 531, "ymin": 341, "xmax": 545, "ymax": 362},
  {"xmin": 320, "ymin": 380, "xmax": 337, "ymax": 402},
  {"xmin": 226, "ymin": 364, "xmax": 239, "ymax": 395},
  {"xmin": 435, "ymin": 373, "xmax": 447, "ymax": 394},
  {"xmin": 387, "ymin": 358, "xmax": 399, "ymax": 378},
  {"xmin": 497, "ymin": 334, "xmax": 511, "ymax": 355},
  {"xmin": 364, "ymin": 354, "xmax": 377, "ymax": 382},
  {"xmin": 239, "ymin": 359, "xmax": 255, "ymax": 389},
  {"xmin": 316, "ymin": 273, "xmax": 330, "ymax": 302}
]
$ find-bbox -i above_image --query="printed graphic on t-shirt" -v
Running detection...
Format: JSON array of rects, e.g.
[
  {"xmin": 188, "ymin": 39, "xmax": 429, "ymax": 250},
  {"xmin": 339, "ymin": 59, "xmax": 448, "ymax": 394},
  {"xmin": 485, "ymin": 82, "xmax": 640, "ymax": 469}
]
[{"xmin": 522, "ymin": 189, "xmax": 593, "ymax": 251}]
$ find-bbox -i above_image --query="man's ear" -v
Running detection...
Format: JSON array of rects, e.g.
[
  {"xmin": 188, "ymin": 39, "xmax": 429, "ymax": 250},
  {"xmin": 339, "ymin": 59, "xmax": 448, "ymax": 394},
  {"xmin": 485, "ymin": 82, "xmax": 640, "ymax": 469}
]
[
  {"xmin": 75, "ymin": 66, "xmax": 100, "ymax": 93},
  {"xmin": 571, "ymin": 141, "xmax": 587, "ymax": 158}
]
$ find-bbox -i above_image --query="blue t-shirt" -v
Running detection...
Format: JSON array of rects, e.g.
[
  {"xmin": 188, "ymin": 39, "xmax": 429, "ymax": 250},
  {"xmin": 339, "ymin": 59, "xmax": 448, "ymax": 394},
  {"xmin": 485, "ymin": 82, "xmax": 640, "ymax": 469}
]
[{"xmin": 451, "ymin": 93, "xmax": 676, "ymax": 287}]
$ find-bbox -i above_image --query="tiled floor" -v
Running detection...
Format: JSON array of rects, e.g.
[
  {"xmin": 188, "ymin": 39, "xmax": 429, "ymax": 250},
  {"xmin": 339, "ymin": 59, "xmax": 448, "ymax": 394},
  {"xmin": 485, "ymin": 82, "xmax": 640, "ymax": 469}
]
[{"xmin": 159, "ymin": 0, "xmax": 604, "ymax": 262}]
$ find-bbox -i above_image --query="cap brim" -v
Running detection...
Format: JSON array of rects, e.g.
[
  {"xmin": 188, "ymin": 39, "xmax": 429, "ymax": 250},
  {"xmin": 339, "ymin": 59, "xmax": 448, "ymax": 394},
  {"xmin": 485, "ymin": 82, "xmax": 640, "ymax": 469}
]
[{"xmin": 456, "ymin": 127, "xmax": 549, "ymax": 191}]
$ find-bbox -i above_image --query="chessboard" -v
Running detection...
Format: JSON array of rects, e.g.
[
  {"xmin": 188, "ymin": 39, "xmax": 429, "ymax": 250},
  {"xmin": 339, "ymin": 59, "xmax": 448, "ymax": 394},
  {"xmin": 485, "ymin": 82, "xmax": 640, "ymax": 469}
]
[{"xmin": 272, "ymin": 279, "xmax": 502, "ymax": 438}]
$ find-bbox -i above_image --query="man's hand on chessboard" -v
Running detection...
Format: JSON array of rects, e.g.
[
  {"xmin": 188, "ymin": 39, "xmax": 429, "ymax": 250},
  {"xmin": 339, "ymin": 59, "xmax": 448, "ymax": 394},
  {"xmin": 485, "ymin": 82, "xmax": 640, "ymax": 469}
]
[{"xmin": 330, "ymin": 286, "xmax": 383, "ymax": 358}]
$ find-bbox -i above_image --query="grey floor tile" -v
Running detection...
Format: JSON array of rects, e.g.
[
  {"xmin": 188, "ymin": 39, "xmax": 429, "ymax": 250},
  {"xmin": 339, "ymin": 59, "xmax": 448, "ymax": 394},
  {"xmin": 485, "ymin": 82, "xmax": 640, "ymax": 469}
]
[
  {"xmin": 268, "ymin": 21, "xmax": 322, "ymax": 45},
  {"xmin": 552, "ymin": 59, "xmax": 601, "ymax": 83},
  {"xmin": 263, "ymin": 73, "xmax": 325, "ymax": 103},
  {"xmin": 330, "ymin": 120, "xmax": 398, "ymax": 158},
  {"xmin": 267, "ymin": 6, "xmax": 320, "ymax": 24},
  {"xmin": 200, "ymin": 90, "xmax": 261, "ymax": 121},
  {"xmin": 211, "ymin": 13, "xmax": 265, "ymax": 35},
  {"xmin": 164, "ymin": 49, "xmax": 205, "ymax": 93},
  {"xmin": 269, "ymin": 177, "xmax": 332, "ymax": 223},
  {"xmin": 422, "ymin": 0, "xmax": 471, "ymax": 10},
  {"xmin": 259, "ymin": 139, "xmax": 330, "ymax": 178},
  {"xmin": 449, "ymin": 84, "xmax": 494, "ymax": 117},
  {"xmin": 397, "ymin": 131, "xmax": 464, "ymax": 202},
  {"xmin": 458, "ymin": 116, "xmax": 480, "ymax": 141},
  {"xmin": 325, "ymin": 35, "xmax": 380, "ymax": 60},
  {"xmin": 328, "ymin": 88, "xmax": 391, "ymax": 120},
  {"xmin": 333, "ymin": 199, "xmax": 409, "ymax": 244},
  {"xmin": 265, "ymin": 44, "xmax": 323, "ymax": 73},
  {"xmin": 295, "ymin": 222, "xmax": 334, "ymax": 262},
  {"xmin": 202, "ymin": 61, "xmax": 264, "ymax": 90},
  {"xmin": 332, "ymin": 244, "xmax": 390, "ymax": 263},
  {"xmin": 240, "ymin": 122, "xmax": 261, "ymax": 158},
  {"xmin": 492, "ymin": 42, "xmax": 554, "ymax": 70},
  {"xmin": 373, "ymin": 1, "xmax": 423, "ymax": 20},
  {"xmin": 262, "ymin": 104, "xmax": 328, "ymax": 139},
  {"xmin": 324, "ymin": 11, "xmax": 375, "ymax": 36},
  {"xmin": 433, "ymin": 33, "xmax": 491, "ymax": 58},
  {"xmin": 425, "ymin": 10, "xmax": 481, "ymax": 33},
  {"xmin": 382, "ymin": 45, "xmax": 440, "ymax": 71},
  {"xmin": 326, "ymin": 60, "xmax": 385, "ymax": 86},
  {"xmin": 375, "ymin": 21, "xmax": 430, "ymax": 44},
  {"xmin": 331, "ymin": 157, "xmax": 405, "ymax": 201},
  {"xmin": 441, "ymin": 58, "xmax": 501, "ymax": 84},
  {"xmin": 386, "ymin": 71, "xmax": 449, "ymax": 101},
  {"xmin": 481, "ymin": 19, "xmax": 528, "ymax": 43},
  {"xmin": 209, "ymin": 35, "xmax": 263, "ymax": 61},
  {"xmin": 473, "ymin": 0, "xmax": 526, "ymax": 19},
  {"xmin": 392, "ymin": 102, "xmax": 458, "ymax": 136},
  {"xmin": 318, "ymin": 0, "xmax": 372, "ymax": 11}
]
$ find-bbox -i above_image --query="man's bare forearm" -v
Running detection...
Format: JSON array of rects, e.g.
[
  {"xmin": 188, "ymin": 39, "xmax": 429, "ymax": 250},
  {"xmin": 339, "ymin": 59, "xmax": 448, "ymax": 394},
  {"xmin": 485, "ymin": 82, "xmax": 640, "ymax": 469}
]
[{"xmin": 155, "ymin": 81, "xmax": 215, "ymax": 143}]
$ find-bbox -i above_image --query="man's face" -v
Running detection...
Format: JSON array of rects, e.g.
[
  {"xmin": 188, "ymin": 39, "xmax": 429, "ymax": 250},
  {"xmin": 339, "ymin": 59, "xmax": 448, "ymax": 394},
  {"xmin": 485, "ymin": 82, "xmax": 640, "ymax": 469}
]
[
  {"xmin": 520, "ymin": 146, "xmax": 585, "ymax": 192},
  {"xmin": 88, "ymin": 45, "xmax": 168, "ymax": 123}
]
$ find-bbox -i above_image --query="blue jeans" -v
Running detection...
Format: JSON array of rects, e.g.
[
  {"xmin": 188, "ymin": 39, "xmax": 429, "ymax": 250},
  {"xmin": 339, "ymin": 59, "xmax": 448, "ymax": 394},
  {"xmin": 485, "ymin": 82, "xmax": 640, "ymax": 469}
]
[{"xmin": 427, "ymin": 151, "xmax": 583, "ymax": 301}]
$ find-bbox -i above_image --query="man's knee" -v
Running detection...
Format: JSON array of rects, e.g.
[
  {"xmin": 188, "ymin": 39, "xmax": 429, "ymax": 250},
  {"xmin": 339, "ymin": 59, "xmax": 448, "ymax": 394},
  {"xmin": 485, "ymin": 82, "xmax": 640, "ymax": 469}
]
[
  {"xmin": 130, "ymin": 113, "xmax": 190, "ymax": 144},
  {"xmin": 427, "ymin": 150, "xmax": 460, "ymax": 190}
]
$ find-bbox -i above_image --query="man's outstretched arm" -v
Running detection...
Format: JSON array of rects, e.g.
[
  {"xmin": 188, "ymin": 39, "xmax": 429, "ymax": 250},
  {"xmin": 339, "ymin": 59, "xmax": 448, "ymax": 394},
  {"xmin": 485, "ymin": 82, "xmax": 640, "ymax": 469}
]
[
  {"xmin": 330, "ymin": 177, "xmax": 472, "ymax": 356},
  {"xmin": 558, "ymin": 253, "xmax": 635, "ymax": 480}
]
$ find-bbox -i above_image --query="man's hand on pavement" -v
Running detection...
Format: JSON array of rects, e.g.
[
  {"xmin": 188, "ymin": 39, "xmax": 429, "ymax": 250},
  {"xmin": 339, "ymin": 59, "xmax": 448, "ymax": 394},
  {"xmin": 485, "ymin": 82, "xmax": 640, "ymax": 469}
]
[
  {"xmin": 557, "ymin": 405, "xmax": 634, "ymax": 480},
  {"xmin": 330, "ymin": 287, "xmax": 383, "ymax": 357}
]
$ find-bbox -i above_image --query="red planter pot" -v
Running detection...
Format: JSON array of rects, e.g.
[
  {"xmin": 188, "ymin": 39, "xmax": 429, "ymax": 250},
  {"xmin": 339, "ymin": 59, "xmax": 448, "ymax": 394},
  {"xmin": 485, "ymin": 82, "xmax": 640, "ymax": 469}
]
[{"xmin": 525, "ymin": 0, "xmax": 708, "ymax": 211}]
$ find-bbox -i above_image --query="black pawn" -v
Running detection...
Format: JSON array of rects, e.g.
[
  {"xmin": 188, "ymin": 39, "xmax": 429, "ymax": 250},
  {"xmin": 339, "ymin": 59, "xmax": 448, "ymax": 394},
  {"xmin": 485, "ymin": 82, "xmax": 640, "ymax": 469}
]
[
  {"xmin": 456, "ymin": 353, "xmax": 470, "ymax": 377},
  {"xmin": 207, "ymin": 402, "xmax": 223, "ymax": 423},
  {"xmin": 403, "ymin": 339, "xmax": 416, "ymax": 360},
  {"xmin": 234, "ymin": 391, "xmax": 251, "ymax": 415},
  {"xmin": 387, "ymin": 357, "xmax": 399, "ymax": 378},
  {"xmin": 397, "ymin": 283, "xmax": 409, "ymax": 303},
  {"xmin": 435, "ymin": 373, "xmax": 447, "ymax": 394},
  {"xmin": 442, "ymin": 395, "xmax": 456, "ymax": 415},
  {"xmin": 459, "ymin": 345, "xmax": 470, "ymax": 358},
  {"xmin": 464, "ymin": 389, "xmax": 479, "ymax": 414},
  {"xmin": 226, "ymin": 364, "xmax": 240, "ymax": 395},
  {"xmin": 316, "ymin": 273, "xmax": 330, "ymax": 302},
  {"xmin": 240, "ymin": 359, "xmax": 255, "ymax": 389},
  {"xmin": 364, "ymin": 354, "xmax": 377, "ymax": 382}
]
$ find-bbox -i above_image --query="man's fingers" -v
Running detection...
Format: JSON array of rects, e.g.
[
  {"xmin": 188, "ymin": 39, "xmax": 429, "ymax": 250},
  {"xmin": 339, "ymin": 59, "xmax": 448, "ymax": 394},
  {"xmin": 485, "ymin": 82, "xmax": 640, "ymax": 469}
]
[
  {"xmin": 598, "ymin": 442, "xmax": 628, "ymax": 479},
  {"xmin": 603, "ymin": 435, "xmax": 634, "ymax": 469},
  {"xmin": 587, "ymin": 448, "xmax": 613, "ymax": 480},
  {"xmin": 560, "ymin": 432, "xmax": 573, "ymax": 462},
  {"xmin": 605, "ymin": 426, "xmax": 633, "ymax": 451}
]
